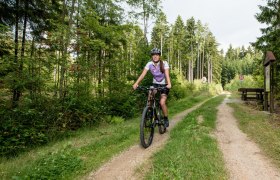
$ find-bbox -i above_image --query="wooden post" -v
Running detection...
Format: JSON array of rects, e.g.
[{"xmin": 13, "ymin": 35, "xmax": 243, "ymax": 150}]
[
  {"xmin": 264, "ymin": 51, "xmax": 276, "ymax": 112},
  {"xmin": 264, "ymin": 92, "xmax": 268, "ymax": 111},
  {"xmin": 264, "ymin": 62, "xmax": 268, "ymax": 111},
  {"xmin": 270, "ymin": 64, "xmax": 274, "ymax": 113}
]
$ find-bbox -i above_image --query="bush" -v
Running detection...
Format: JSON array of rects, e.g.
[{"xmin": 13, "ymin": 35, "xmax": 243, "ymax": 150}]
[
  {"xmin": 102, "ymin": 82, "xmax": 138, "ymax": 119},
  {"xmin": 208, "ymin": 83, "xmax": 223, "ymax": 95},
  {"xmin": 105, "ymin": 116, "xmax": 125, "ymax": 124},
  {"xmin": 0, "ymin": 107, "xmax": 49, "ymax": 156},
  {"xmin": 225, "ymin": 75, "xmax": 259, "ymax": 91},
  {"xmin": 169, "ymin": 71, "xmax": 223, "ymax": 100},
  {"xmin": 0, "ymin": 94, "xmax": 101, "ymax": 157},
  {"xmin": 168, "ymin": 70, "xmax": 190, "ymax": 100}
]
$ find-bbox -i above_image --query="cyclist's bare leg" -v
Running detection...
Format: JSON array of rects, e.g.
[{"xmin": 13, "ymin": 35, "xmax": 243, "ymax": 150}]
[{"xmin": 160, "ymin": 94, "xmax": 168, "ymax": 117}]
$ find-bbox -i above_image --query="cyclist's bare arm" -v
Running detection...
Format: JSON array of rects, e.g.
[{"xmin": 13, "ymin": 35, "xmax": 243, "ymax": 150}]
[
  {"xmin": 133, "ymin": 68, "xmax": 148, "ymax": 90},
  {"xmin": 164, "ymin": 69, "xmax": 171, "ymax": 89}
]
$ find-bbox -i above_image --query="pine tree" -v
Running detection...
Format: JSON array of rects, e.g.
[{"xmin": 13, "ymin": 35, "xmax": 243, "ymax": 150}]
[
  {"xmin": 185, "ymin": 17, "xmax": 196, "ymax": 82},
  {"xmin": 151, "ymin": 11, "xmax": 169, "ymax": 58},
  {"xmin": 254, "ymin": 0, "xmax": 280, "ymax": 103},
  {"xmin": 127, "ymin": 0, "xmax": 162, "ymax": 43}
]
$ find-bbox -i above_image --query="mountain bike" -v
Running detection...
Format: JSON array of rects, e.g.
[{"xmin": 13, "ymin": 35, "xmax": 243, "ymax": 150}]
[{"xmin": 137, "ymin": 86, "xmax": 167, "ymax": 148}]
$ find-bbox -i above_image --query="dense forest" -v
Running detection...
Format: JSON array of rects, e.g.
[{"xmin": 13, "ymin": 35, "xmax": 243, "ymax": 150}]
[
  {"xmin": 0, "ymin": 0, "xmax": 278, "ymax": 157},
  {"xmin": 254, "ymin": 0, "xmax": 280, "ymax": 104}
]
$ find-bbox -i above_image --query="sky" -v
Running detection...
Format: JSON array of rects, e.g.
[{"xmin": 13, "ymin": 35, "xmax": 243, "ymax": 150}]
[{"xmin": 159, "ymin": 0, "xmax": 267, "ymax": 51}]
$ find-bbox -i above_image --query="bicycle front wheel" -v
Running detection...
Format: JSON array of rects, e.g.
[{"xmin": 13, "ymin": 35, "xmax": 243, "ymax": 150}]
[{"xmin": 140, "ymin": 106, "xmax": 155, "ymax": 148}]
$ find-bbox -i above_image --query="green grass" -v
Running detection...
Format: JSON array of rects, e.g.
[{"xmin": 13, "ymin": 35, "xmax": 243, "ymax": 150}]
[
  {"xmin": 168, "ymin": 92, "xmax": 211, "ymax": 116},
  {"xmin": 0, "ymin": 93, "xmax": 211, "ymax": 180},
  {"xmin": 229, "ymin": 102, "xmax": 280, "ymax": 168},
  {"xmin": 0, "ymin": 122, "xmax": 139, "ymax": 179},
  {"xmin": 228, "ymin": 91, "xmax": 240, "ymax": 99},
  {"xmin": 145, "ymin": 95, "xmax": 228, "ymax": 179}
]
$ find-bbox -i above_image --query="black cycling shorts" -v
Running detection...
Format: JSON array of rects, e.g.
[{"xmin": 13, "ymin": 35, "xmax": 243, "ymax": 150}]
[{"xmin": 153, "ymin": 84, "xmax": 170, "ymax": 96}]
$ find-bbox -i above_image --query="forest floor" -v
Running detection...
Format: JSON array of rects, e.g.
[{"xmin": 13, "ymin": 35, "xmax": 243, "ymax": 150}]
[{"xmin": 86, "ymin": 92, "xmax": 280, "ymax": 180}]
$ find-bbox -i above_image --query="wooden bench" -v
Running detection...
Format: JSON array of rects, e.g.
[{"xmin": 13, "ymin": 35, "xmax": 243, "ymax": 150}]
[{"xmin": 238, "ymin": 88, "xmax": 264, "ymax": 101}]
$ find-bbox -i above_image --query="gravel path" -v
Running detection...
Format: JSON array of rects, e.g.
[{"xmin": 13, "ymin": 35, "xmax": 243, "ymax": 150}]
[{"xmin": 215, "ymin": 93, "xmax": 280, "ymax": 180}]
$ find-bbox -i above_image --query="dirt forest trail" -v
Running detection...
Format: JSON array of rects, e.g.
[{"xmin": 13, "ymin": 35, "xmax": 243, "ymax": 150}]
[
  {"xmin": 86, "ymin": 98, "xmax": 211, "ymax": 180},
  {"xmin": 215, "ymin": 93, "xmax": 280, "ymax": 180},
  {"xmin": 86, "ymin": 93, "xmax": 280, "ymax": 180}
]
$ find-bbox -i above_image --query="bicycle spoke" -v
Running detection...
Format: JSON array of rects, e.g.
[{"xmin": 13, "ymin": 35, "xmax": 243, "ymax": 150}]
[{"xmin": 140, "ymin": 107, "xmax": 154, "ymax": 148}]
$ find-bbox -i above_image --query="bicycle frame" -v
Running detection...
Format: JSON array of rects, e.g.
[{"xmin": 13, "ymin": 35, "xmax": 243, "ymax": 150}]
[
  {"xmin": 146, "ymin": 88, "xmax": 161, "ymax": 120},
  {"xmin": 138, "ymin": 86, "xmax": 167, "ymax": 148}
]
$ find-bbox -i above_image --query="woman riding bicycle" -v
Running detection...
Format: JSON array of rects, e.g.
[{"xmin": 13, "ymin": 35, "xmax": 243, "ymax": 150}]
[{"xmin": 133, "ymin": 48, "xmax": 171, "ymax": 127}]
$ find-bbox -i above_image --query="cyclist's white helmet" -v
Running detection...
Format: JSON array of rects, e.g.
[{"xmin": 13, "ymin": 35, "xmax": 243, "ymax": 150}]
[{"xmin": 150, "ymin": 48, "xmax": 161, "ymax": 55}]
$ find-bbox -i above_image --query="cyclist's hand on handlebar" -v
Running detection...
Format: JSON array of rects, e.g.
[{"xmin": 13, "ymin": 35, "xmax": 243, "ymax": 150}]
[
  {"xmin": 133, "ymin": 84, "xmax": 138, "ymax": 90},
  {"xmin": 166, "ymin": 84, "xmax": 171, "ymax": 89}
]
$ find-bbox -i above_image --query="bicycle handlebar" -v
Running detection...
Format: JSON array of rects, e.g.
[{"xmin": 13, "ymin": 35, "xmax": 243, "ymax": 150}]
[{"xmin": 136, "ymin": 85, "xmax": 167, "ymax": 91}]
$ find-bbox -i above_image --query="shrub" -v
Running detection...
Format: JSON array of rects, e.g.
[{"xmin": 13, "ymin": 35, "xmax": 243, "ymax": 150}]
[
  {"xmin": 225, "ymin": 75, "xmax": 259, "ymax": 91},
  {"xmin": 105, "ymin": 116, "xmax": 125, "ymax": 124}
]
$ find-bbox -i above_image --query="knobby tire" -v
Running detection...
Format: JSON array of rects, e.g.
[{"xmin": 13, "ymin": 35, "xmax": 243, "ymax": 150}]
[{"xmin": 140, "ymin": 106, "xmax": 154, "ymax": 148}]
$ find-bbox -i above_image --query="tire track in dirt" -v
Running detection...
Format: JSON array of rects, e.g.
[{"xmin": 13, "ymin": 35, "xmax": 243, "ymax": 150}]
[
  {"xmin": 86, "ymin": 98, "xmax": 210, "ymax": 180},
  {"xmin": 215, "ymin": 93, "xmax": 280, "ymax": 180}
]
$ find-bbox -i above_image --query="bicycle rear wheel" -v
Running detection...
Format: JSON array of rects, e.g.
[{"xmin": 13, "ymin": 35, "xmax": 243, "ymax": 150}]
[
  {"xmin": 157, "ymin": 107, "xmax": 166, "ymax": 134},
  {"xmin": 140, "ymin": 106, "xmax": 154, "ymax": 148}
]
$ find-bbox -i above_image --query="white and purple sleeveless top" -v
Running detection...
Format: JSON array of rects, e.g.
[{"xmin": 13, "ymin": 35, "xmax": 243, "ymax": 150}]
[{"xmin": 144, "ymin": 61, "xmax": 169, "ymax": 84}]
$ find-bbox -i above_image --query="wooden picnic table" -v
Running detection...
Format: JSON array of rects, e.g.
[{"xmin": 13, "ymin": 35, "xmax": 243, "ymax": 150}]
[{"xmin": 238, "ymin": 88, "xmax": 264, "ymax": 101}]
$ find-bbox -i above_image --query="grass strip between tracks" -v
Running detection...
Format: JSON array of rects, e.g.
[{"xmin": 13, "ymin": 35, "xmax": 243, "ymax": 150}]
[{"xmin": 145, "ymin": 95, "xmax": 228, "ymax": 179}]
